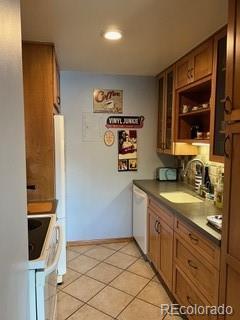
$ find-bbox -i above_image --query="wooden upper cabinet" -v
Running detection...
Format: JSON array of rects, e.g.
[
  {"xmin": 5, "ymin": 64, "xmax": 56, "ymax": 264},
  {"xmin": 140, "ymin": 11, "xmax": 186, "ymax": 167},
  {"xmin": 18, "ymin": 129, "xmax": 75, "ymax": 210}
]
[
  {"xmin": 53, "ymin": 50, "xmax": 61, "ymax": 113},
  {"xmin": 193, "ymin": 39, "xmax": 213, "ymax": 82},
  {"xmin": 157, "ymin": 75, "xmax": 165, "ymax": 151},
  {"xmin": 157, "ymin": 67, "xmax": 174, "ymax": 154},
  {"xmin": 22, "ymin": 42, "xmax": 59, "ymax": 201},
  {"xmin": 175, "ymin": 55, "xmax": 192, "ymax": 89},
  {"xmin": 210, "ymin": 28, "xmax": 227, "ymax": 163},
  {"xmin": 225, "ymin": 0, "xmax": 240, "ymax": 121},
  {"xmin": 175, "ymin": 39, "xmax": 213, "ymax": 89}
]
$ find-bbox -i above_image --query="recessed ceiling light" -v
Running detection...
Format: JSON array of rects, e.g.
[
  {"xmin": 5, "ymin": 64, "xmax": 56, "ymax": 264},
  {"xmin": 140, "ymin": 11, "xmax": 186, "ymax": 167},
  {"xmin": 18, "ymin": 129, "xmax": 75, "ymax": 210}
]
[{"xmin": 103, "ymin": 30, "xmax": 122, "ymax": 41}]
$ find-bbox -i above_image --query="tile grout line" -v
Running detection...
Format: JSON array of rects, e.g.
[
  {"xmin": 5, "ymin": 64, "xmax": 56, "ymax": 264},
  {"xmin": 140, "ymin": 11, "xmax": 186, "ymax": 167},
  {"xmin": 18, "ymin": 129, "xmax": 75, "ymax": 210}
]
[{"xmin": 62, "ymin": 241, "xmax": 173, "ymax": 320}]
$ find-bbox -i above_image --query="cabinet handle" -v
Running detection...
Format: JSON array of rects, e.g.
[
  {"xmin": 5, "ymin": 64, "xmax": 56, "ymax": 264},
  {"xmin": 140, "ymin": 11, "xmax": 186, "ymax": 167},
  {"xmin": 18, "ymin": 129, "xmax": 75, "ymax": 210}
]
[
  {"xmin": 188, "ymin": 259, "xmax": 198, "ymax": 270},
  {"xmin": 223, "ymin": 96, "xmax": 233, "ymax": 114},
  {"xmin": 154, "ymin": 220, "xmax": 159, "ymax": 233},
  {"xmin": 190, "ymin": 67, "xmax": 194, "ymax": 78},
  {"xmin": 224, "ymin": 135, "xmax": 231, "ymax": 158},
  {"xmin": 27, "ymin": 184, "xmax": 36, "ymax": 190},
  {"xmin": 57, "ymin": 96, "xmax": 61, "ymax": 105},
  {"xmin": 188, "ymin": 233, "xmax": 199, "ymax": 244},
  {"xmin": 187, "ymin": 69, "xmax": 191, "ymax": 79},
  {"xmin": 157, "ymin": 221, "xmax": 161, "ymax": 234}
]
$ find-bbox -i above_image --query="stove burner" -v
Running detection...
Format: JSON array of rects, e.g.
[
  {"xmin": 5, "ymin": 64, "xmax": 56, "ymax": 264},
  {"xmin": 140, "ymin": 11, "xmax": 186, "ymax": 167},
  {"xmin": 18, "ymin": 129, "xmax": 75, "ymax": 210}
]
[{"xmin": 28, "ymin": 219, "xmax": 42, "ymax": 232}]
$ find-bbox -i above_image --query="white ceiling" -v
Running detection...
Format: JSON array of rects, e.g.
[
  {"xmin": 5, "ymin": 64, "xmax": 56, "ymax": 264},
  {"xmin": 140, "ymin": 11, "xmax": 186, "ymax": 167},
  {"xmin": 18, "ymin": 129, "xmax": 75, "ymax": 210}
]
[{"xmin": 20, "ymin": 0, "xmax": 228, "ymax": 76}]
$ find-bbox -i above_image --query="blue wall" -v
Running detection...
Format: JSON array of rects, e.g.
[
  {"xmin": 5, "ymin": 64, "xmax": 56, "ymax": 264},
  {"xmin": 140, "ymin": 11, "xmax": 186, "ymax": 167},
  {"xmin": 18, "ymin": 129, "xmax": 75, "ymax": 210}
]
[{"xmin": 61, "ymin": 72, "xmax": 169, "ymax": 241}]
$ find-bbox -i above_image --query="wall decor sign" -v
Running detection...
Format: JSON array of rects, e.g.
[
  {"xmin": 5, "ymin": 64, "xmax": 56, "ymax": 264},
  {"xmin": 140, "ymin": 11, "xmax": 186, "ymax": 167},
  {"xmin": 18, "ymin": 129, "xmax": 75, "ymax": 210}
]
[
  {"xmin": 93, "ymin": 89, "xmax": 123, "ymax": 113},
  {"xmin": 106, "ymin": 116, "xmax": 145, "ymax": 129},
  {"xmin": 118, "ymin": 130, "xmax": 137, "ymax": 172},
  {"xmin": 104, "ymin": 130, "xmax": 115, "ymax": 146}
]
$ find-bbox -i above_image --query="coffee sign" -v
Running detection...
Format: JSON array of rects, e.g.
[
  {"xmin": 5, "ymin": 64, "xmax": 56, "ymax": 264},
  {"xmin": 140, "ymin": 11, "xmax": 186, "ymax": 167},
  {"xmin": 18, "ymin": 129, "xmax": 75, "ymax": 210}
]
[{"xmin": 93, "ymin": 89, "xmax": 123, "ymax": 113}]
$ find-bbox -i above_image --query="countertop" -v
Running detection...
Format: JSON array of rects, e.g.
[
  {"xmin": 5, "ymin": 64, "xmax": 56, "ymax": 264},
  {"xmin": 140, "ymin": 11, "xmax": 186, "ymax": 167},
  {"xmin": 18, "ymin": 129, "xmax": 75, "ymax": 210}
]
[{"xmin": 133, "ymin": 180, "xmax": 222, "ymax": 246}]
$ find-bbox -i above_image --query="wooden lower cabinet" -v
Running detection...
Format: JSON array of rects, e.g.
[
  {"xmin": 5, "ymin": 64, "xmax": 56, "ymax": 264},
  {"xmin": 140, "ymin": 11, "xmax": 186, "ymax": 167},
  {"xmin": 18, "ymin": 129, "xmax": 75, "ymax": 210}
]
[
  {"xmin": 148, "ymin": 198, "xmax": 173, "ymax": 289},
  {"xmin": 173, "ymin": 266, "xmax": 217, "ymax": 320},
  {"xmin": 147, "ymin": 198, "xmax": 221, "ymax": 320},
  {"xmin": 174, "ymin": 233, "xmax": 219, "ymax": 305},
  {"xmin": 148, "ymin": 208, "xmax": 160, "ymax": 270}
]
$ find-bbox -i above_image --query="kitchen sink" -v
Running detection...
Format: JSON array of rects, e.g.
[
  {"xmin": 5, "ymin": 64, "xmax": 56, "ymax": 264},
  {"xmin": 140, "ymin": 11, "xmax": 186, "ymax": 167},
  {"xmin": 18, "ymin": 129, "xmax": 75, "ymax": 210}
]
[{"xmin": 159, "ymin": 191, "xmax": 203, "ymax": 204}]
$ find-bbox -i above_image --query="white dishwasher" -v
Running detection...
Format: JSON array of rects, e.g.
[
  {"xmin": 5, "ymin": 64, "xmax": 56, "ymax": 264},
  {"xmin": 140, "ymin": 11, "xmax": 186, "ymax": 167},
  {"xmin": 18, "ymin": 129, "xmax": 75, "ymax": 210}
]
[{"xmin": 133, "ymin": 185, "xmax": 148, "ymax": 255}]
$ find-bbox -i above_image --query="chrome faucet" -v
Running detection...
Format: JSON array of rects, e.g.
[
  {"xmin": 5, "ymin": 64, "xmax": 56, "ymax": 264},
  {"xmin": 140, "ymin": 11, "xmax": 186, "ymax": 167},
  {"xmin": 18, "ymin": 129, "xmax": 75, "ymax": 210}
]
[{"xmin": 183, "ymin": 159, "xmax": 205, "ymax": 181}]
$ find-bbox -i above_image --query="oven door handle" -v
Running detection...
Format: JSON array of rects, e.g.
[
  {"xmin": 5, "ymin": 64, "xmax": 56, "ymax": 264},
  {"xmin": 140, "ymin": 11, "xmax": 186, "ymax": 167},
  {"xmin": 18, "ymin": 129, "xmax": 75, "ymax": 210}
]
[{"xmin": 45, "ymin": 224, "xmax": 63, "ymax": 277}]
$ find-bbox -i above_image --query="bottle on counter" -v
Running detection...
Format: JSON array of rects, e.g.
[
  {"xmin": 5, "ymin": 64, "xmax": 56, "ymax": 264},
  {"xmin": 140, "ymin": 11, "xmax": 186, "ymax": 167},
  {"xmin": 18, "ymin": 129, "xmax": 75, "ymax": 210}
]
[
  {"xmin": 204, "ymin": 166, "xmax": 211, "ymax": 192},
  {"xmin": 215, "ymin": 173, "xmax": 224, "ymax": 209},
  {"xmin": 195, "ymin": 164, "xmax": 203, "ymax": 193}
]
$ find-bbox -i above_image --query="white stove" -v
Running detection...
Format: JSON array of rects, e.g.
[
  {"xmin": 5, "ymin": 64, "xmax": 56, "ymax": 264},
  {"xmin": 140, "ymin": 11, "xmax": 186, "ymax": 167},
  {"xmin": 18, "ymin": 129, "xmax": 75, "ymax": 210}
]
[{"xmin": 28, "ymin": 214, "xmax": 63, "ymax": 320}]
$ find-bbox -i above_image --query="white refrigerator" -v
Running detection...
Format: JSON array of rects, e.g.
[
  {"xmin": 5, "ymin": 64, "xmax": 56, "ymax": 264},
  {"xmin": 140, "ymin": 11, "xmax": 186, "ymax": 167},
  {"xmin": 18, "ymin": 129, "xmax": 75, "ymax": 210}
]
[{"xmin": 54, "ymin": 115, "xmax": 67, "ymax": 283}]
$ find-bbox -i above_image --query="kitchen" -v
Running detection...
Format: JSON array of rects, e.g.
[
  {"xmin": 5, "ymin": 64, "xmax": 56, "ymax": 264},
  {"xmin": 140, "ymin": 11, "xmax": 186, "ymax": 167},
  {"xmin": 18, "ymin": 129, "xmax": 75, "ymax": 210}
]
[{"xmin": 0, "ymin": 0, "xmax": 239, "ymax": 319}]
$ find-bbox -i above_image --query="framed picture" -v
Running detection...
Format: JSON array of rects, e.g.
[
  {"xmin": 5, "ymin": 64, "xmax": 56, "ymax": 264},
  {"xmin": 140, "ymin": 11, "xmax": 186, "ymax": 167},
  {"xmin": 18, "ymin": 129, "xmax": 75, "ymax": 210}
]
[
  {"xmin": 93, "ymin": 89, "xmax": 123, "ymax": 113},
  {"xmin": 118, "ymin": 130, "xmax": 137, "ymax": 172}
]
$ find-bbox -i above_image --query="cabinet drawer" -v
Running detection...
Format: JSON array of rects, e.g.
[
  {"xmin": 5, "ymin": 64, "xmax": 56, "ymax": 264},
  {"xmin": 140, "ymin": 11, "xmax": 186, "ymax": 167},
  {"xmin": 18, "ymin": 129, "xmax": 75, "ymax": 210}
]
[
  {"xmin": 148, "ymin": 197, "xmax": 174, "ymax": 228},
  {"xmin": 173, "ymin": 267, "xmax": 217, "ymax": 320},
  {"xmin": 174, "ymin": 218, "xmax": 220, "ymax": 269},
  {"xmin": 174, "ymin": 234, "xmax": 219, "ymax": 304}
]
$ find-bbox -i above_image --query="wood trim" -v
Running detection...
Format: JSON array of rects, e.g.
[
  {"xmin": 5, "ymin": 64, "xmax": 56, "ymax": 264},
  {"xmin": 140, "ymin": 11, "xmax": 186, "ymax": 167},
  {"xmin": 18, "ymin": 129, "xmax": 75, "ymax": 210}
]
[
  {"xmin": 209, "ymin": 27, "xmax": 227, "ymax": 163},
  {"xmin": 27, "ymin": 199, "xmax": 57, "ymax": 214},
  {"xmin": 67, "ymin": 237, "xmax": 133, "ymax": 247}
]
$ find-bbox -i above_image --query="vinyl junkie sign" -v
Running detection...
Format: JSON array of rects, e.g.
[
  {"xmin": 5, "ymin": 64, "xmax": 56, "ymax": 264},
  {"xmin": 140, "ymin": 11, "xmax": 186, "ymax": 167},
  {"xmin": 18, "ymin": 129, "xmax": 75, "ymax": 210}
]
[{"xmin": 106, "ymin": 116, "xmax": 145, "ymax": 128}]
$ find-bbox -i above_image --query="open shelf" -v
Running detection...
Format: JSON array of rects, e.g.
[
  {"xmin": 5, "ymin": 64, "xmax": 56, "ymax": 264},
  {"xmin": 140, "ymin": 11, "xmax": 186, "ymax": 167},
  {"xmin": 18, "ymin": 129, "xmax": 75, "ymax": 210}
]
[
  {"xmin": 177, "ymin": 139, "xmax": 210, "ymax": 144},
  {"xmin": 177, "ymin": 79, "xmax": 211, "ymax": 141},
  {"xmin": 179, "ymin": 108, "xmax": 210, "ymax": 117}
]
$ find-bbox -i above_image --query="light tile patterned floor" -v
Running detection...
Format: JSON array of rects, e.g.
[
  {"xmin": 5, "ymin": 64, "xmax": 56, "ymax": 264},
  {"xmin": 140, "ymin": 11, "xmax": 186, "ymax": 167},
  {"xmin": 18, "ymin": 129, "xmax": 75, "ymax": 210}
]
[{"xmin": 57, "ymin": 240, "xmax": 182, "ymax": 320}]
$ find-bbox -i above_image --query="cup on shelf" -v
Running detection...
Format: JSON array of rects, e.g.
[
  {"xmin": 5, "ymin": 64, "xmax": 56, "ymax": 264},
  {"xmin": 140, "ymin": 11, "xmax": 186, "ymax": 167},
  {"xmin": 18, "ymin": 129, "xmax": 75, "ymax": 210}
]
[
  {"xmin": 196, "ymin": 131, "xmax": 203, "ymax": 139},
  {"xmin": 202, "ymin": 103, "xmax": 209, "ymax": 109},
  {"xmin": 182, "ymin": 105, "xmax": 189, "ymax": 113}
]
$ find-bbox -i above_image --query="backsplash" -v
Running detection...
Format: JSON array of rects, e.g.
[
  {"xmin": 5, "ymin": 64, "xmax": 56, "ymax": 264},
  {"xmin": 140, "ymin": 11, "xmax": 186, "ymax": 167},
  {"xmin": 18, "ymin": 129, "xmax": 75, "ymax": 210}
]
[{"xmin": 176, "ymin": 145, "xmax": 224, "ymax": 189}]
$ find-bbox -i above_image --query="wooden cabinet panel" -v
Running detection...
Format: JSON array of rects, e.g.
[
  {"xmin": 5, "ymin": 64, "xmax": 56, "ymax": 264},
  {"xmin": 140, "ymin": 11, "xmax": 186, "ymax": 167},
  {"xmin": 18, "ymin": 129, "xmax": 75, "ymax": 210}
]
[
  {"xmin": 174, "ymin": 218, "xmax": 220, "ymax": 269},
  {"xmin": 174, "ymin": 233, "xmax": 219, "ymax": 304},
  {"xmin": 193, "ymin": 39, "xmax": 213, "ymax": 82},
  {"xmin": 224, "ymin": 264, "xmax": 240, "ymax": 320},
  {"xmin": 224, "ymin": 125, "xmax": 240, "ymax": 260},
  {"xmin": 173, "ymin": 267, "xmax": 216, "ymax": 320},
  {"xmin": 23, "ymin": 42, "xmax": 60, "ymax": 201},
  {"xmin": 53, "ymin": 50, "xmax": 61, "ymax": 113},
  {"xmin": 148, "ymin": 198, "xmax": 174, "ymax": 288},
  {"xmin": 149, "ymin": 197, "xmax": 174, "ymax": 228},
  {"xmin": 175, "ymin": 56, "xmax": 192, "ymax": 89},
  {"xmin": 220, "ymin": 123, "xmax": 240, "ymax": 319},
  {"xmin": 157, "ymin": 75, "xmax": 165, "ymax": 151},
  {"xmin": 225, "ymin": 0, "xmax": 240, "ymax": 121},
  {"xmin": 175, "ymin": 40, "xmax": 213, "ymax": 90},
  {"xmin": 210, "ymin": 28, "xmax": 227, "ymax": 163},
  {"xmin": 159, "ymin": 220, "xmax": 173, "ymax": 289},
  {"xmin": 148, "ymin": 208, "xmax": 160, "ymax": 270}
]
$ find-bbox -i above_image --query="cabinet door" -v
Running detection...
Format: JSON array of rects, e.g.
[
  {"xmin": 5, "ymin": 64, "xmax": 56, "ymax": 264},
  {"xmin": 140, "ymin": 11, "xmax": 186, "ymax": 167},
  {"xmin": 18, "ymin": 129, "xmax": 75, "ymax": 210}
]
[
  {"xmin": 159, "ymin": 219, "xmax": 173, "ymax": 289},
  {"xmin": 175, "ymin": 55, "xmax": 192, "ymax": 89},
  {"xmin": 225, "ymin": 0, "xmax": 240, "ymax": 121},
  {"xmin": 210, "ymin": 29, "xmax": 227, "ymax": 162},
  {"xmin": 23, "ymin": 43, "xmax": 55, "ymax": 201},
  {"xmin": 53, "ymin": 51, "xmax": 61, "ymax": 113},
  {"xmin": 164, "ymin": 68, "xmax": 174, "ymax": 153},
  {"xmin": 192, "ymin": 39, "xmax": 213, "ymax": 82},
  {"xmin": 220, "ymin": 123, "xmax": 240, "ymax": 319},
  {"xmin": 148, "ymin": 209, "xmax": 160, "ymax": 270},
  {"xmin": 157, "ymin": 75, "xmax": 165, "ymax": 152}
]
